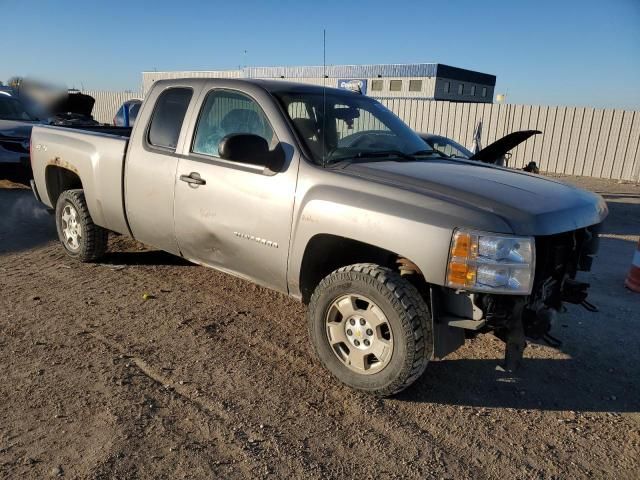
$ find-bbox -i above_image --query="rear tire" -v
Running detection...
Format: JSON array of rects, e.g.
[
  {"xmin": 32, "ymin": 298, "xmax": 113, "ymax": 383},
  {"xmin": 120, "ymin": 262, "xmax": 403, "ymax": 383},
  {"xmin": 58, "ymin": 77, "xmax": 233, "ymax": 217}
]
[
  {"xmin": 55, "ymin": 189, "xmax": 108, "ymax": 262},
  {"xmin": 308, "ymin": 263, "xmax": 433, "ymax": 396}
]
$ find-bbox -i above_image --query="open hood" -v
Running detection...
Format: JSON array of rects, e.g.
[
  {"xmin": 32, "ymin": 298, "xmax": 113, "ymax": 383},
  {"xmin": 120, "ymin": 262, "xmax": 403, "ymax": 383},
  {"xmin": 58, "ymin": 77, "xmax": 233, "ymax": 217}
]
[
  {"xmin": 52, "ymin": 92, "xmax": 95, "ymax": 116},
  {"xmin": 470, "ymin": 130, "xmax": 541, "ymax": 163}
]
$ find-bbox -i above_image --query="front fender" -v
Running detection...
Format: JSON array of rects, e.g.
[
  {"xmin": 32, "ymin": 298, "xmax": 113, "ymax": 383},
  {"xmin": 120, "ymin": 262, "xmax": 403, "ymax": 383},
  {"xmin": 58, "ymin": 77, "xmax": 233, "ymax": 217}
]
[{"xmin": 287, "ymin": 164, "xmax": 513, "ymax": 298}]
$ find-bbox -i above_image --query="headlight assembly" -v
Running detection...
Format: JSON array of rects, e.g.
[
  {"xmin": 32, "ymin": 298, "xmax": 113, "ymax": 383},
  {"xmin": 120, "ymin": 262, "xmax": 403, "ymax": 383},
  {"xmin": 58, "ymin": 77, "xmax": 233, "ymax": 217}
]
[{"xmin": 446, "ymin": 229, "xmax": 535, "ymax": 294}]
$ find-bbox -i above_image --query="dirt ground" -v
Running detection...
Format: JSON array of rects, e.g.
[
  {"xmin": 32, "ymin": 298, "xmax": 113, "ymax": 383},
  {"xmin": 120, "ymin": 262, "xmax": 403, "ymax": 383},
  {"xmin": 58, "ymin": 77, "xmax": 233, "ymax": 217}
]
[{"xmin": 1, "ymin": 168, "xmax": 639, "ymax": 479}]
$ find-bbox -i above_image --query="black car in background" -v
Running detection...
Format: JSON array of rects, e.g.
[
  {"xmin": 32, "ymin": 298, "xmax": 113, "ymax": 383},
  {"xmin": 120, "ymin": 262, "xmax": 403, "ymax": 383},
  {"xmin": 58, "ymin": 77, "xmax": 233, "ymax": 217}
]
[
  {"xmin": 0, "ymin": 93, "xmax": 39, "ymax": 169},
  {"xmin": 1, "ymin": 90, "xmax": 102, "ymax": 183}
]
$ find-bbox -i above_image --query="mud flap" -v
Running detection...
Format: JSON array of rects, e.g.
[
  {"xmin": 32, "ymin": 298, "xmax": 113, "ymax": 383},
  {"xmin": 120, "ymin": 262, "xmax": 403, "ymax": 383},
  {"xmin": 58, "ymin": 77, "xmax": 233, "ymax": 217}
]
[
  {"xmin": 430, "ymin": 286, "xmax": 465, "ymax": 359},
  {"xmin": 500, "ymin": 300, "xmax": 527, "ymax": 372}
]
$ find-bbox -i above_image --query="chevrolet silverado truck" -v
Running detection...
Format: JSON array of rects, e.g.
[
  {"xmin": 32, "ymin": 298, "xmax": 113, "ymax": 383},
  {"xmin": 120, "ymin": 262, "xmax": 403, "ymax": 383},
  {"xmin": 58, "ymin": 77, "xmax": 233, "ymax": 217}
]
[{"xmin": 29, "ymin": 79, "xmax": 607, "ymax": 396}]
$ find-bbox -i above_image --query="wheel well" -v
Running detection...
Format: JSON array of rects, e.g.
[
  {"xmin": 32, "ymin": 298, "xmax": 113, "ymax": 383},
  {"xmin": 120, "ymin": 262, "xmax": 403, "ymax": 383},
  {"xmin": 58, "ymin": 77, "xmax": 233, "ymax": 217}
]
[
  {"xmin": 45, "ymin": 166, "xmax": 82, "ymax": 206},
  {"xmin": 299, "ymin": 234, "xmax": 425, "ymax": 303}
]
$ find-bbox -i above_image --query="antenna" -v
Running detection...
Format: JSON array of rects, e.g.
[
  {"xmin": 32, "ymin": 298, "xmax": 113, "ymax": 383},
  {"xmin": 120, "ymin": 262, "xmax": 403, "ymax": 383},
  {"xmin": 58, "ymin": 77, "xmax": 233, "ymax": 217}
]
[{"xmin": 322, "ymin": 28, "xmax": 327, "ymax": 167}]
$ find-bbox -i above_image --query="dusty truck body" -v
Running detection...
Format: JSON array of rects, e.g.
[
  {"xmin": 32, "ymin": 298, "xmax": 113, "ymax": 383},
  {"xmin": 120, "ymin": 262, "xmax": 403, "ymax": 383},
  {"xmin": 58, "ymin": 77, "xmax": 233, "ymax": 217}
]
[{"xmin": 30, "ymin": 78, "xmax": 607, "ymax": 396}]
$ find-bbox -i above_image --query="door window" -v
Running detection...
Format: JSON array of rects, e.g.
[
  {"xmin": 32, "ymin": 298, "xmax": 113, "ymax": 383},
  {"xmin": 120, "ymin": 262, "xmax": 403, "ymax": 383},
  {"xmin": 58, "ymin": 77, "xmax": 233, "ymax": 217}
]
[
  {"xmin": 192, "ymin": 90, "xmax": 275, "ymax": 157},
  {"xmin": 147, "ymin": 88, "xmax": 193, "ymax": 150}
]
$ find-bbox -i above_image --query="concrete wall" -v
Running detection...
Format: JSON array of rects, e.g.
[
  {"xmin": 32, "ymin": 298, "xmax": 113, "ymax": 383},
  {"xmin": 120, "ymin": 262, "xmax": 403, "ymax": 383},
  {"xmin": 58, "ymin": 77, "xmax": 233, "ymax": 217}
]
[{"xmin": 85, "ymin": 89, "xmax": 640, "ymax": 181}]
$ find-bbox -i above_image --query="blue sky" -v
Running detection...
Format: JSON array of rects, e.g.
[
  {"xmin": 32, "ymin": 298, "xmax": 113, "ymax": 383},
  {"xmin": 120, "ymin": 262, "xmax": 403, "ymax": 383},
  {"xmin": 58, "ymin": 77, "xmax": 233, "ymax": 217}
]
[{"xmin": 2, "ymin": 0, "xmax": 639, "ymax": 108}]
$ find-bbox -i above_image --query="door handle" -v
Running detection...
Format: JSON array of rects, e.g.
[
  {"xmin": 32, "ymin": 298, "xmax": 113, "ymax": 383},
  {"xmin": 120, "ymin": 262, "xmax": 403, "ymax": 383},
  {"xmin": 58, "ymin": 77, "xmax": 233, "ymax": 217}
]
[{"xmin": 180, "ymin": 172, "xmax": 206, "ymax": 186}]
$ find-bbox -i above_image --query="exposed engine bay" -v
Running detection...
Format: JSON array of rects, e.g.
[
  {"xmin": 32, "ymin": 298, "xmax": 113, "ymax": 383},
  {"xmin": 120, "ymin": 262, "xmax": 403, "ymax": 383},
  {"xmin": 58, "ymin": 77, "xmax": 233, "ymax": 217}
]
[{"xmin": 433, "ymin": 224, "xmax": 602, "ymax": 370}]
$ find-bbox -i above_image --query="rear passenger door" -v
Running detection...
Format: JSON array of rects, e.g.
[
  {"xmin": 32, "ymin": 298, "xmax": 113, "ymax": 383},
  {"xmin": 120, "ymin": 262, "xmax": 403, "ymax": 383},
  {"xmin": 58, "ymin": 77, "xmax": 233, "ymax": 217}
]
[
  {"xmin": 173, "ymin": 86, "xmax": 299, "ymax": 293},
  {"xmin": 125, "ymin": 86, "xmax": 197, "ymax": 255}
]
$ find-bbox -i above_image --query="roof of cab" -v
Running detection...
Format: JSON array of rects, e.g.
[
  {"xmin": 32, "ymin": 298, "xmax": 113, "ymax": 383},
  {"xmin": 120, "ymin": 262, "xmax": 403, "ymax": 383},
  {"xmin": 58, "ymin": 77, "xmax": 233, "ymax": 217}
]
[{"xmin": 151, "ymin": 77, "xmax": 358, "ymax": 97}]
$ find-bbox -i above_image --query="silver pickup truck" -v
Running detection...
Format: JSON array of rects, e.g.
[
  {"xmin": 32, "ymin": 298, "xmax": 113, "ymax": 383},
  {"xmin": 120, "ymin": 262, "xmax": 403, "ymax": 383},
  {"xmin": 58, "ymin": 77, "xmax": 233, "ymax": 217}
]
[{"xmin": 30, "ymin": 78, "xmax": 607, "ymax": 396}]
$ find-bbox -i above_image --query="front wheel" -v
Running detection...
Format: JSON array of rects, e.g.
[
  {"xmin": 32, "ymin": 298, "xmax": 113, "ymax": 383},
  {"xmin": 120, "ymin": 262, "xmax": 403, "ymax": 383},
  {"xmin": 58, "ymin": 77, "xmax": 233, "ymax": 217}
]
[
  {"xmin": 55, "ymin": 189, "xmax": 108, "ymax": 262},
  {"xmin": 307, "ymin": 263, "xmax": 433, "ymax": 396}
]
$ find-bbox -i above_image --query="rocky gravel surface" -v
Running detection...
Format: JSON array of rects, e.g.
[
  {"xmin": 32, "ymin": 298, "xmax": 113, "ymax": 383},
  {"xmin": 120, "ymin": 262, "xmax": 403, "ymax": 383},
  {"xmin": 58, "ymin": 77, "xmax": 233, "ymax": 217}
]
[{"xmin": 0, "ymin": 173, "xmax": 638, "ymax": 479}]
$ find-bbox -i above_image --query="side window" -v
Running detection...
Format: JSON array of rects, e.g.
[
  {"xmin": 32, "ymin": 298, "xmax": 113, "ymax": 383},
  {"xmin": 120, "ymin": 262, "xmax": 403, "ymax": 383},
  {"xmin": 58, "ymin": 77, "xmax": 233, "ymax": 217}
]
[
  {"xmin": 147, "ymin": 88, "xmax": 193, "ymax": 150},
  {"xmin": 192, "ymin": 90, "xmax": 275, "ymax": 157}
]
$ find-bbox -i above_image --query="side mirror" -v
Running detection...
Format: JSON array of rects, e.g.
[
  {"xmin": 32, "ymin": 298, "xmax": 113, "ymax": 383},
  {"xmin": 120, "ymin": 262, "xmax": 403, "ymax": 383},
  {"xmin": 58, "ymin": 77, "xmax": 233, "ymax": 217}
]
[{"xmin": 218, "ymin": 133, "xmax": 270, "ymax": 166}]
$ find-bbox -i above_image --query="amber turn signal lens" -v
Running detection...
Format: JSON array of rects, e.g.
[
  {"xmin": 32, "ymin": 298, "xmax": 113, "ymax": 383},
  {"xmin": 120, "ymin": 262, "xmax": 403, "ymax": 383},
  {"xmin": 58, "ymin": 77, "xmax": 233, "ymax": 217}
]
[
  {"xmin": 450, "ymin": 232, "xmax": 473, "ymax": 259},
  {"xmin": 447, "ymin": 261, "xmax": 476, "ymax": 287}
]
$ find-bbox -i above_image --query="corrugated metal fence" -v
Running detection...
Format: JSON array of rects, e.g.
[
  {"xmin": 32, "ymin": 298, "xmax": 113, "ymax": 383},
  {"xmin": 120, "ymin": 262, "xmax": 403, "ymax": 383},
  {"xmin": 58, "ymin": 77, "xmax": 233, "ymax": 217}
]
[
  {"xmin": 83, "ymin": 90, "xmax": 142, "ymax": 124},
  {"xmin": 377, "ymin": 99, "xmax": 640, "ymax": 181},
  {"xmin": 85, "ymin": 89, "xmax": 640, "ymax": 181}
]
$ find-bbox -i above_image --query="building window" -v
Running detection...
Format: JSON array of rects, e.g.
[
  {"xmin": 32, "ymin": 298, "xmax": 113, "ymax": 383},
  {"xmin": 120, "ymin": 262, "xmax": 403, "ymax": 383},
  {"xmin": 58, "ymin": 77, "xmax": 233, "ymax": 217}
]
[
  {"xmin": 389, "ymin": 80, "xmax": 402, "ymax": 92},
  {"xmin": 409, "ymin": 80, "xmax": 422, "ymax": 92},
  {"xmin": 444, "ymin": 81, "xmax": 450, "ymax": 94},
  {"xmin": 457, "ymin": 84, "xmax": 464, "ymax": 95},
  {"xmin": 470, "ymin": 85, "xmax": 476, "ymax": 96},
  {"xmin": 371, "ymin": 80, "xmax": 383, "ymax": 91},
  {"xmin": 481, "ymin": 87, "xmax": 487, "ymax": 98}
]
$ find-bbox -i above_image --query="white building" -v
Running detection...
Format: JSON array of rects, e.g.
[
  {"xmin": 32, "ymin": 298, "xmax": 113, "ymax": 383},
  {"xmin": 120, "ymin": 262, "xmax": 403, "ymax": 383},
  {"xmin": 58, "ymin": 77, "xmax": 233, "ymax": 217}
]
[{"xmin": 142, "ymin": 63, "xmax": 496, "ymax": 102}]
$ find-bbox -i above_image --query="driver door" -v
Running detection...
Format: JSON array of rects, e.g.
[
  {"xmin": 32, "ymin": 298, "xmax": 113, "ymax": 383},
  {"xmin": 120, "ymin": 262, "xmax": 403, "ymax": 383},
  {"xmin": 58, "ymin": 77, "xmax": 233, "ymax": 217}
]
[{"xmin": 173, "ymin": 87, "xmax": 298, "ymax": 293}]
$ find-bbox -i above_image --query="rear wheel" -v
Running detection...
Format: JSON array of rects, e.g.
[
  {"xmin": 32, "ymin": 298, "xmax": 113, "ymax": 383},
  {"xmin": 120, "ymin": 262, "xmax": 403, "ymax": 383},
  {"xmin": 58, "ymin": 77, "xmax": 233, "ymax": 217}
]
[
  {"xmin": 55, "ymin": 189, "xmax": 108, "ymax": 262},
  {"xmin": 308, "ymin": 263, "xmax": 433, "ymax": 396}
]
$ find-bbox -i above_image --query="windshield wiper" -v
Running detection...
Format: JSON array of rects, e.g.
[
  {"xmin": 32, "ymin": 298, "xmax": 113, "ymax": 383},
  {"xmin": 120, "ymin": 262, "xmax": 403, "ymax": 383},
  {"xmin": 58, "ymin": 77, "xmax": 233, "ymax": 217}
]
[
  {"xmin": 409, "ymin": 149, "xmax": 443, "ymax": 157},
  {"xmin": 327, "ymin": 149, "xmax": 440, "ymax": 164},
  {"xmin": 355, "ymin": 150, "xmax": 416, "ymax": 161}
]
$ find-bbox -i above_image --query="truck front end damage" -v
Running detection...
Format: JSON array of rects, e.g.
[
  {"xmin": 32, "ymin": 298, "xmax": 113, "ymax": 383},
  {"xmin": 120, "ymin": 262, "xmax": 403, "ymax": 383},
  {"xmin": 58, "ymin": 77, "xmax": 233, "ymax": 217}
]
[{"xmin": 433, "ymin": 224, "xmax": 602, "ymax": 370}]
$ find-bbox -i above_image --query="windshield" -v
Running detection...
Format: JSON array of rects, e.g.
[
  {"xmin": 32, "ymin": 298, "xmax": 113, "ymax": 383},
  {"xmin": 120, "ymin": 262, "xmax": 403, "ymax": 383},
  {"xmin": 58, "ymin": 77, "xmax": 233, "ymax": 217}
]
[
  {"xmin": 424, "ymin": 135, "xmax": 473, "ymax": 159},
  {"xmin": 274, "ymin": 90, "xmax": 433, "ymax": 165},
  {"xmin": 0, "ymin": 96, "xmax": 34, "ymax": 121}
]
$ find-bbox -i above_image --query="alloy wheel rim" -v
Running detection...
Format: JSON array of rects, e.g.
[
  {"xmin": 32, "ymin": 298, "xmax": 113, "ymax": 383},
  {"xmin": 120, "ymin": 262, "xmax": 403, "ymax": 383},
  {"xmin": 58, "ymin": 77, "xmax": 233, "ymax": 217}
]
[
  {"xmin": 61, "ymin": 204, "xmax": 82, "ymax": 251},
  {"xmin": 325, "ymin": 294, "xmax": 394, "ymax": 375}
]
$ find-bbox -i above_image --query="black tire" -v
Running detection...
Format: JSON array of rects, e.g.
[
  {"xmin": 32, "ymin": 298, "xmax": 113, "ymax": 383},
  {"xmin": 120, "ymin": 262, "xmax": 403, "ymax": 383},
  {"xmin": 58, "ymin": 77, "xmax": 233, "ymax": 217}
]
[
  {"xmin": 308, "ymin": 263, "xmax": 433, "ymax": 396},
  {"xmin": 55, "ymin": 189, "xmax": 108, "ymax": 262}
]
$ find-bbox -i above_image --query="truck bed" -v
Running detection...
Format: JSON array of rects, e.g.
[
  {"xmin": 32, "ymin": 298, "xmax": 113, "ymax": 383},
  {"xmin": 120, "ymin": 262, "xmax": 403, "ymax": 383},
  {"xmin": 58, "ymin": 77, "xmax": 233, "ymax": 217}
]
[
  {"xmin": 68, "ymin": 125, "xmax": 132, "ymax": 137},
  {"xmin": 30, "ymin": 125, "xmax": 131, "ymax": 235}
]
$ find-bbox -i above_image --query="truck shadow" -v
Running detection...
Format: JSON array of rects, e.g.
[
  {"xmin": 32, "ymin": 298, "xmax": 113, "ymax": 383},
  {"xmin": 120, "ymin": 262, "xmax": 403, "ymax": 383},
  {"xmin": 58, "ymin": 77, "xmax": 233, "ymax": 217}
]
[
  {"xmin": 100, "ymin": 249, "xmax": 194, "ymax": 267},
  {"xmin": 400, "ymin": 356, "xmax": 639, "ymax": 413},
  {"xmin": 0, "ymin": 188, "xmax": 56, "ymax": 255},
  {"xmin": 0, "ymin": 164, "xmax": 31, "ymax": 187}
]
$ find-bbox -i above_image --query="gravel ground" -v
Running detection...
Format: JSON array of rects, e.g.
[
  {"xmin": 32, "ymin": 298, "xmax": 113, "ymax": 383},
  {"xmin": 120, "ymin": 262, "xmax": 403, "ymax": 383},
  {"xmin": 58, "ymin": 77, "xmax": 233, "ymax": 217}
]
[{"xmin": 0, "ymin": 171, "xmax": 639, "ymax": 479}]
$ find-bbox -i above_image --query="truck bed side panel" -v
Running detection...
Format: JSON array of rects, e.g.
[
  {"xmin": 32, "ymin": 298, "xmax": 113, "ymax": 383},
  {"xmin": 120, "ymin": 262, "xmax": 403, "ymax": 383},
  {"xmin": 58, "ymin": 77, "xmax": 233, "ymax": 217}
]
[{"xmin": 31, "ymin": 126, "xmax": 130, "ymax": 235}]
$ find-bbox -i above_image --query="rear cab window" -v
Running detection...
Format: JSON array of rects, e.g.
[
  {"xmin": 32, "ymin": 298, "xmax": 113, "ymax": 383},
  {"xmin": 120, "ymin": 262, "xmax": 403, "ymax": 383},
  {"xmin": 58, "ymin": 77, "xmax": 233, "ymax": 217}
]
[{"xmin": 147, "ymin": 88, "xmax": 193, "ymax": 150}]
